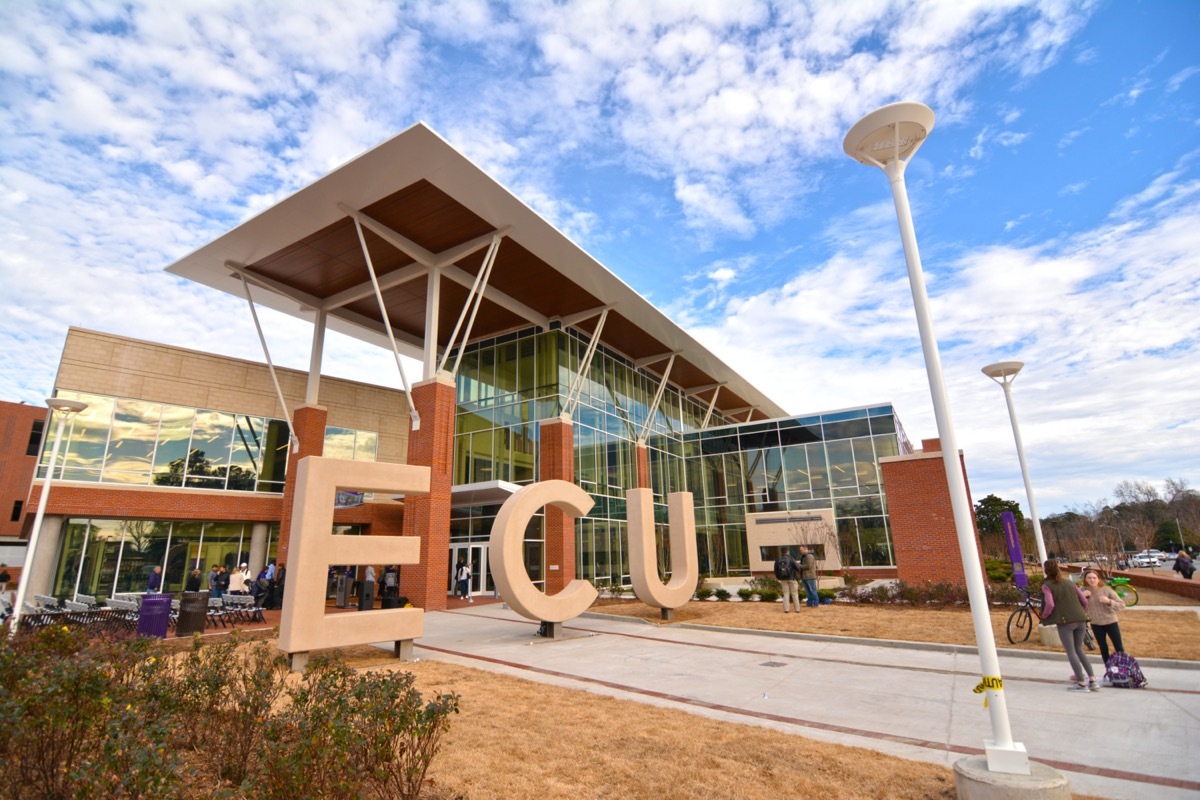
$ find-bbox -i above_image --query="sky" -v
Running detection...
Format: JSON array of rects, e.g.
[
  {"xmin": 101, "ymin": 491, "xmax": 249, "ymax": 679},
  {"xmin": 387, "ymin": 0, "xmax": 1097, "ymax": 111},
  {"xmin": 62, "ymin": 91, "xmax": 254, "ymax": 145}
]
[{"xmin": 1, "ymin": 0, "xmax": 1197, "ymax": 517}]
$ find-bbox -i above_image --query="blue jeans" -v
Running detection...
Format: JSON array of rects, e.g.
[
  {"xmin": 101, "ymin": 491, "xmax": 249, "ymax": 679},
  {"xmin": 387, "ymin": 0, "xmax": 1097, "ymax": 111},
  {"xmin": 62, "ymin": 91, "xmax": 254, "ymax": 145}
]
[{"xmin": 802, "ymin": 578, "xmax": 818, "ymax": 607}]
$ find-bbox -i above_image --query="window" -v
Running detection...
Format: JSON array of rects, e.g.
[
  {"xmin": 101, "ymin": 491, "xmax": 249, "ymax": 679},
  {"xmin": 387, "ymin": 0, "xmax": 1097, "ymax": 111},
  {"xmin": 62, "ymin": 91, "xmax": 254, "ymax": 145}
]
[
  {"xmin": 10, "ymin": 500, "xmax": 22, "ymax": 522},
  {"xmin": 26, "ymin": 418, "xmax": 44, "ymax": 456}
]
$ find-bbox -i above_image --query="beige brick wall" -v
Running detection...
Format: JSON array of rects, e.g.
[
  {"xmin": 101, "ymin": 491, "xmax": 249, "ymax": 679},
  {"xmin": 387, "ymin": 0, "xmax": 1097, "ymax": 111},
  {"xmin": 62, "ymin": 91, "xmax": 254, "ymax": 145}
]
[{"xmin": 55, "ymin": 328, "xmax": 410, "ymax": 463}]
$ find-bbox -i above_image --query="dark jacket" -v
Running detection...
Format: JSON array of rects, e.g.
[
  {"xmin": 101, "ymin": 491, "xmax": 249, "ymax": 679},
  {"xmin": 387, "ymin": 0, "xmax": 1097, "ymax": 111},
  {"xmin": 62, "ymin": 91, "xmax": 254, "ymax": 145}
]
[
  {"xmin": 185, "ymin": 572, "xmax": 202, "ymax": 592},
  {"xmin": 1041, "ymin": 578, "xmax": 1089, "ymax": 625}
]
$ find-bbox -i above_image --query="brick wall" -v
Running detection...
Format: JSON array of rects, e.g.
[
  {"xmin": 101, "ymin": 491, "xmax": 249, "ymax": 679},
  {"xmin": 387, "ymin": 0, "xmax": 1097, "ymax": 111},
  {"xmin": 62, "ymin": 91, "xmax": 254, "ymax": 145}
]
[
  {"xmin": 635, "ymin": 443, "xmax": 650, "ymax": 490},
  {"xmin": 540, "ymin": 417, "xmax": 576, "ymax": 593},
  {"xmin": 399, "ymin": 377, "xmax": 456, "ymax": 611},
  {"xmin": 880, "ymin": 441, "xmax": 986, "ymax": 587},
  {"xmin": 0, "ymin": 402, "xmax": 44, "ymax": 538},
  {"xmin": 277, "ymin": 405, "xmax": 328, "ymax": 565}
]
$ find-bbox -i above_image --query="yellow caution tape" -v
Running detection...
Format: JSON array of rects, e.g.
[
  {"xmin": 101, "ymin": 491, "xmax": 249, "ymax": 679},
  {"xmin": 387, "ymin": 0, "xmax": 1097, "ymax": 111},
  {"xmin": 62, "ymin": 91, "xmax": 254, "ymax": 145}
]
[{"xmin": 972, "ymin": 675, "xmax": 1003, "ymax": 708}]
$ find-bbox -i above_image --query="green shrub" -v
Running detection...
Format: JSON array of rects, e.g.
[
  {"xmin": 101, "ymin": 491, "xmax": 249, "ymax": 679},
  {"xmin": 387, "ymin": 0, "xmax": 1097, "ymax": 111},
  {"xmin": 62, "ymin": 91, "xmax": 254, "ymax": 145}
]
[
  {"xmin": 817, "ymin": 588, "xmax": 837, "ymax": 602},
  {"xmin": 757, "ymin": 589, "xmax": 780, "ymax": 603},
  {"xmin": 747, "ymin": 575, "xmax": 781, "ymax": 596},
  {"xmin": 736, "ymin": 587, "xmax": 753, "ymax": 601},
  {"xmin": 985, "ymin": 558, "xmax": 1013, "ymax": 584},
  {"xmin": 261, "ymin": 652, "xmax": 458, "ymax": 800},
  {"xmin": 0, "ymin": 625, "xmax": 458, "ymax": 800},
  {"xmin": 695, "ymin": 587, "xmax": 714, "ymax": 600},
  {"xmin": 714, "ymin": 588, "xmax": 731, "ymax": 601},
  {"xmin": 0, "ymin": 626, "xmax": 180, "ymax": 800}
]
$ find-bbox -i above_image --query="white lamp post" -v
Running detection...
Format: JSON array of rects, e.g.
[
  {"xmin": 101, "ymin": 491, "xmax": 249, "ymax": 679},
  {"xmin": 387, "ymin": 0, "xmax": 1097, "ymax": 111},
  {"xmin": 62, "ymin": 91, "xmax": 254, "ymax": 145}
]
[
  {"xmin": 844, "ymin": 102, "xmax": 1029, "ymax": 774},
  {"xmin": 982, "ymin": 361, "xmax": 1049, "ymax": 566},
  {"xmin": 8, "ymin": 397, "xmax": 88, "ymax": 638}
]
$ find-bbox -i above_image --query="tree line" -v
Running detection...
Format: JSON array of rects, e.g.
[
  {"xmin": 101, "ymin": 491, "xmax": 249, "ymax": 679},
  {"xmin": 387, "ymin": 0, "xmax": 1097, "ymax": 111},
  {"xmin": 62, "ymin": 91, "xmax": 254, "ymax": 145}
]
[{"xmin": 973, "ymin": 477, "xmax": 1198, "ymax": 561}]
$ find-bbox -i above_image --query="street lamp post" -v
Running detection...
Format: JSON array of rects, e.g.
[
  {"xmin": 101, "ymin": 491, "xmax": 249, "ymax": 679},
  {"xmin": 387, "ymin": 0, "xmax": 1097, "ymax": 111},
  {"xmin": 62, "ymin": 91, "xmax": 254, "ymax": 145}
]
[
  {"xmin": 982, "ymin": 361, "xmax": 1049, "ymax": 566},
  {"xmin": 844, "ymin": 102, "xmax": 1029, "ymax": 774},
  {"xmin": 8, "ymin": 397, "xmax": 88, "ymax": 638}
]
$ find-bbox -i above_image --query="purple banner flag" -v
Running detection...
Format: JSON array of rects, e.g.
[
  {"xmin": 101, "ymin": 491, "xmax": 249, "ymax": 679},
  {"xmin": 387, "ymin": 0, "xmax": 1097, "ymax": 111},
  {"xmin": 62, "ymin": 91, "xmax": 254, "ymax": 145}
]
[{"xmin": 1003, "ymin": 511, "xmax": 1027, "ymax": 588}]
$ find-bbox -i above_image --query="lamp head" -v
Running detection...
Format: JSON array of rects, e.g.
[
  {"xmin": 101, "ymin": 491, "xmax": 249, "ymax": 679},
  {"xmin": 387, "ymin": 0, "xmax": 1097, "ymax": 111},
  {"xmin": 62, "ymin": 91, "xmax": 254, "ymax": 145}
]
[
  {"xmin": 46, "ymin": 398, "xmax": 88, "ymax": 416},
  {"xmin": 982, "ymin": 361, "xmax": 1024, "ymax": 383},
  {"xmin": 843, "ymin": 101, "xmax": 935, "ymax": 169}
]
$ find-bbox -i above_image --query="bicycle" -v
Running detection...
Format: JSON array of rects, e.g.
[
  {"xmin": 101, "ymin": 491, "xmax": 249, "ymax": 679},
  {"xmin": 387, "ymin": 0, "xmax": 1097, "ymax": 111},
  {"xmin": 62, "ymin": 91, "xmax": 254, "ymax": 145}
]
[
  {"xmin": 1006, "ymin": 584, "xmax": 1042, "ymax": 644},
  {"xmin": 1107, "ymin": 575, "xmax": 1138, "ymax": 607},
  {"xmin": 1008, "ymin": 583, "xmax": 1098, "ymax": 650}
]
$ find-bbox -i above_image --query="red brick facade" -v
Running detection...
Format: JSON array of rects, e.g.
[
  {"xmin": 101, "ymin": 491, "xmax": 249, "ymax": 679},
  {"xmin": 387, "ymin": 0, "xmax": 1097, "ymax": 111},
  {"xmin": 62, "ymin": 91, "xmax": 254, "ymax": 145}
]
[
  {"xmin": 0, "ymin": 402, "xmax": 45, "ymax": 539},
  {"xmin": 540, "ymin": 417, "xmax": 576, "ymax": 593},
  {"xmin": 399, "ymin": 378, "xmax": 455, "ymax": 611},
  {"xmin": 277, "ymin": 405, "xmax": 329, "ymax": 565},
  {"xmin": 880, "ymin": 438, "xmax": 986, "ymax": 587},
  {"xmin": 635, "ymin": 443, "xmax": 650, "ymax": 491}
]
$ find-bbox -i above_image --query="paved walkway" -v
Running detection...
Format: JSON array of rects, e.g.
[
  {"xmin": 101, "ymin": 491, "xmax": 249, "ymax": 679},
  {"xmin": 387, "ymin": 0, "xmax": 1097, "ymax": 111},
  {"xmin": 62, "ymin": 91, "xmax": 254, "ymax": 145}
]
[{"xmin": 404, "ymin": 604, "xmax": 1199, "ymax": 800}]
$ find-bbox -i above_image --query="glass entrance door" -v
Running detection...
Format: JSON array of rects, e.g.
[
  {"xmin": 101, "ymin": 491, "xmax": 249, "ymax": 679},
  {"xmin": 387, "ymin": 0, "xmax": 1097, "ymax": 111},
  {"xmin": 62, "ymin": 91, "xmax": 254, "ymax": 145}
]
[{"xmin": 447, "ymin": 544, "xmax": 490, "ymax": 598}]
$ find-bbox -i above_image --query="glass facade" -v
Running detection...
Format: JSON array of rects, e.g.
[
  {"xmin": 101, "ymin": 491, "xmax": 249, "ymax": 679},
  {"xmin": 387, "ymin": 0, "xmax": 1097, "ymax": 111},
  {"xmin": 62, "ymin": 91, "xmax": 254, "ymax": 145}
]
[
  {"xmin": 450, "ymin": 326, "xmax": 911, "ymax": 585},
  {"xmin": 39, "ymin": 391, "xmax": 379, "ymax": 492},
  {"xmin": 51, "ymin": 517, "xmax": 280, "ymax": 601}
]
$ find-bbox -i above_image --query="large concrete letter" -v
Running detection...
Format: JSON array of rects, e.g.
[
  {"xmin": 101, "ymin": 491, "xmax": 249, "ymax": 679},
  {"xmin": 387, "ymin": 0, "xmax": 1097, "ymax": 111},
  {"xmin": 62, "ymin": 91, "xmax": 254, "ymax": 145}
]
[
  {"xmin": 278, "ymin": 458, "xmax": 429, "ymax": 663},
  {"xmin": 627, "ymin": 488, "xmax": 698, "ymax": 609},
  {"xmin": 490, "ymin": 480, "xmax": 598, "ymax": 623}
]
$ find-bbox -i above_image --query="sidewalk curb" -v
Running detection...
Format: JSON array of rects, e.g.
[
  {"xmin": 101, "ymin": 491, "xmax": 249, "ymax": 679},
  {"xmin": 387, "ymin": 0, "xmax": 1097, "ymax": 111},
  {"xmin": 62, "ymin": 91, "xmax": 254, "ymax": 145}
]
[{"xmin": 579, "ymin": 611, "xmax": 1199, "ymax": 670}]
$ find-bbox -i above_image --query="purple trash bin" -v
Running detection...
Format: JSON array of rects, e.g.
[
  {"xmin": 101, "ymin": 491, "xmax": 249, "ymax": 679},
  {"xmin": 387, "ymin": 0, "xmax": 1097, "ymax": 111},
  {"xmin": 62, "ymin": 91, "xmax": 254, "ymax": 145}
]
[{"xmin": 137, "ymin": 593, "xmax": 172, "ymax": 639}]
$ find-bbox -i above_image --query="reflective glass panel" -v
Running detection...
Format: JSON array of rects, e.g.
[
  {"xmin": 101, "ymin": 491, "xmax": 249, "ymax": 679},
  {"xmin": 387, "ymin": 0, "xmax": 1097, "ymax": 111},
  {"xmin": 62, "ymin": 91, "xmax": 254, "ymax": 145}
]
[{"xmin": 152, "ymin": 405, "xmax": 194, "ymax": 487}]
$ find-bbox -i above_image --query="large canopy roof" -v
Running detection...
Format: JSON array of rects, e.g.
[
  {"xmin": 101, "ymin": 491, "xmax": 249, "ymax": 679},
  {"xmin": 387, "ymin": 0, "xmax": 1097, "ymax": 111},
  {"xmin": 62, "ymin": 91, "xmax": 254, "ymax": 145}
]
[{"xmin": 166, "ymin": 123, "xmax": 786, "ymax": 421}]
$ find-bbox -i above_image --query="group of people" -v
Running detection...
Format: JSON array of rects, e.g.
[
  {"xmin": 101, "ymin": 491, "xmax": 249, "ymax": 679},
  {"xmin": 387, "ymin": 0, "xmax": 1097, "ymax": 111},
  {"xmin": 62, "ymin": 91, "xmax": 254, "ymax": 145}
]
[
  {"xmin": 773, "ymin": 546, "xmax": 819, "ymax": 612},
  {"xmin": 175, "ymin": 560, "xmax": 285, "ymax": 608},
  {"xmin": 1040, "ymin": 561, "xmax": 1126, "ymax": 692}
]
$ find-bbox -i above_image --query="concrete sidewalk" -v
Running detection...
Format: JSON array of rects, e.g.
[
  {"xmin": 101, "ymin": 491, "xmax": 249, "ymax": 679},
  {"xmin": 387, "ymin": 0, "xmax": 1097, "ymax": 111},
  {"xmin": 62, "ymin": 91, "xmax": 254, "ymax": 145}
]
[{"xmin": 403, "ymin": 605, "xmax": 1199, "ymax": 800}]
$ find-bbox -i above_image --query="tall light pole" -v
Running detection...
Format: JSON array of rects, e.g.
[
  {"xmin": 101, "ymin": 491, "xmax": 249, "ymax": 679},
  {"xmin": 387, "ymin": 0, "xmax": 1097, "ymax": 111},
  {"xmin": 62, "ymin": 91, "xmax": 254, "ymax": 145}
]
[
  {"xmin": 8, "ymin": 397, "xmax": 88, "ymax": 638},
  {"xmin": 844, "ymin": 103, "xmax": 1029, "ymax": 774},
  {"xmin": 982, "ymin": 361, "xmax": 1048, "ymax": 566}
]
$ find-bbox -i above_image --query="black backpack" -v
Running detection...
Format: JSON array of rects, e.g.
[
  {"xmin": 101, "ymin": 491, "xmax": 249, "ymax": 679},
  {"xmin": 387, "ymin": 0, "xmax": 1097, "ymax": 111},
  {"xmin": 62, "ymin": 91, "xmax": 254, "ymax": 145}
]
[{"xmin": 773, "ymin": 554, "xmax": 794, "ymax": 580}]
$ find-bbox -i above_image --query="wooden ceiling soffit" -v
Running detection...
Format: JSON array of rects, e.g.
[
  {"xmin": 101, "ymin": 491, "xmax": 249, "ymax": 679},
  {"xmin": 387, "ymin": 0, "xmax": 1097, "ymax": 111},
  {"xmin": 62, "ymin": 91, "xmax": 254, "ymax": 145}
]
[
  {"xmin": 361, "ymin": 179, "xmax": 495, "ymax": 255},
  {"xmin": 454, "ymin": 237, "xmax": 600, "ymax": 320}
]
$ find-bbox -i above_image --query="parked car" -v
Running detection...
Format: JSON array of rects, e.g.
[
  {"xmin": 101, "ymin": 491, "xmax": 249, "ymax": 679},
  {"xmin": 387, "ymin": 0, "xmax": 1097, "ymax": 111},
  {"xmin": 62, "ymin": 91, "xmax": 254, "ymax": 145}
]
[{"xmin": 1131, "ymin": 550, "xmax": 1163, "ymax": 568}]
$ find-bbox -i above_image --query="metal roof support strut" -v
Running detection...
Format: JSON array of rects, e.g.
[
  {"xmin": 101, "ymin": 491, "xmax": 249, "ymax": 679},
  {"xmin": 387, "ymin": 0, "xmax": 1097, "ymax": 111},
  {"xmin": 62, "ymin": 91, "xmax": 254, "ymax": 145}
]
[
  {"xmin": 440, "ymin": 234, "xmax": 504, "ymax": 376},
  {"xmin": 562, "ymin": 309, "xmax": 610, "ymax": 419},
  {"xmin": 352, "ymin": 217, "xmax": 421, "ymax": 430},
  {"xmin": 235, "ymin": 274, "xmax": 298, "ymax": 449},
  {"xmin": 638, "ymin": 354, "xmax": 676, "ymax": 445},
  {"xmin": 701, "ymin": 386, "xmax": 722, "ymax": 429}
]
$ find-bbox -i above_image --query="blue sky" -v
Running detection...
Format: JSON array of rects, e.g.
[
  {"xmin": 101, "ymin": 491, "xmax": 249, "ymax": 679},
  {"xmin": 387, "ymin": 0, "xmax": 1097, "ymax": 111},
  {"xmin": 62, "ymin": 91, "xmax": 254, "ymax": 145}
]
[{"xmin": 1, "ymin": 0, "xmax": 1197, "ymax": 515}]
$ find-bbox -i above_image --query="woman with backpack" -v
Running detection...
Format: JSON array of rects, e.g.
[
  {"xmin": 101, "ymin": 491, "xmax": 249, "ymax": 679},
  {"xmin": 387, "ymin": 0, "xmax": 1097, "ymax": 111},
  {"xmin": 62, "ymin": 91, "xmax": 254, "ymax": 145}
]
[
  {"xmin": 1081, "ymin": 568, "xmax": 1125, "ymax": 670},
  {"xmin": 1040, "ymin": 560, "xmax": 1099, "ymax": 692}
]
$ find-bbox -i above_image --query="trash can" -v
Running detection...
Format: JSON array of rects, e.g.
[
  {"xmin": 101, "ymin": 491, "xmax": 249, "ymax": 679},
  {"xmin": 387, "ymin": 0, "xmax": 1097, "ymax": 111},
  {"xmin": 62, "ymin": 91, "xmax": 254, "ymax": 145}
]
[
  {"xmin": 138, "ymin": 593, "xmax": 173, "ymax": 639},
  {"xmin": 336, "ymin": 574, "xmax": 349, "ymax": 608},
  {"xmin": 380, "ymin": 596, "xmax": 400, "ymax": 609},
  {"xmin": 358, "ymin": 580, "xmax": 375, "ymax": 611},
  {"xmin": 176, "ymin": 591, "xmax": 209, "ymax": 637}
]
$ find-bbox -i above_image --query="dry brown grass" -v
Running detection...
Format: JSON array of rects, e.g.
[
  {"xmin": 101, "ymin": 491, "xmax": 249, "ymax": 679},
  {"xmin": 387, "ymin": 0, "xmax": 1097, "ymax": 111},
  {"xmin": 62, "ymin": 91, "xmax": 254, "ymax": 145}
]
[
  {"xmin": 591, "ymin": 595, "xmax": 1200, "ymax": 661},
  {"xmin": 324, "ymin": 648, "xmax": 1109, "ymax": 800},
  {"xmin": 344, "ymin": 654, "xmax": 959, "ymax": 800}
]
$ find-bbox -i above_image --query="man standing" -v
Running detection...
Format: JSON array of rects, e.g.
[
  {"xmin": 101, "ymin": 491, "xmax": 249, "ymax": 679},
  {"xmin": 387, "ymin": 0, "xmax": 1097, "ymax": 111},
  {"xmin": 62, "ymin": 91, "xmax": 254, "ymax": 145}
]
[
  {"xmin": 773, "ymin": 549, "xmax": 801, "ymax": 612},
  {"xmin": 207, "ymin": 564, "xmax": 220, "ymax": 594},
  {"xmin": 799, "ymin": 545, "xmax": 819, "ymax": 607},
  {"xmin": 146, "ymin": 565, "xmax": 162, "ymax": 593}
]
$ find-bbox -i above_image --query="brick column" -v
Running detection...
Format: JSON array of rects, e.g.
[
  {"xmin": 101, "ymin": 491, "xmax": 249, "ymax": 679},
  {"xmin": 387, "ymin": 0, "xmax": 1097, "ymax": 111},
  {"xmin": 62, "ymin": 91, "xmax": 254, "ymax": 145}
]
[
  {"xmin": 635, "ymin": 443, "xmax": 650, "ymax": 490},
  {"xmin": 277, "ymin": 404, "xmax": 327, "ymax": 567},
  {"xmin": 880, "ymin": 439, "xmax": 986, "ymax": 587},
  {"xmin": 539, "ymin": 415, "xmax": 576, "ymax": 593},
  {"xmin": 399, "ymin": 375, "xmax": 456, "ymax": 611}
]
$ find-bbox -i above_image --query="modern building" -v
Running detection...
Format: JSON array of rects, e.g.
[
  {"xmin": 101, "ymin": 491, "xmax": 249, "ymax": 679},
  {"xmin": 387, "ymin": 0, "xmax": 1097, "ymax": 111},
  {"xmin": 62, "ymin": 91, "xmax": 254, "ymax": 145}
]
[{"xmin": 9, "ymin": 123, "xmax": 980, "ymax": 608}]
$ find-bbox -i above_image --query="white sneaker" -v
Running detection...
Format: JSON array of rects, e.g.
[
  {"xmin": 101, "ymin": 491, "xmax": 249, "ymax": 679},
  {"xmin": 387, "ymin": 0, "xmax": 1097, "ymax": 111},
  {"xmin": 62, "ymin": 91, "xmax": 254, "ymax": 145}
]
[{"xmin": 468, "ymin": 597, "xmax": 473, "ymax": 603}]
